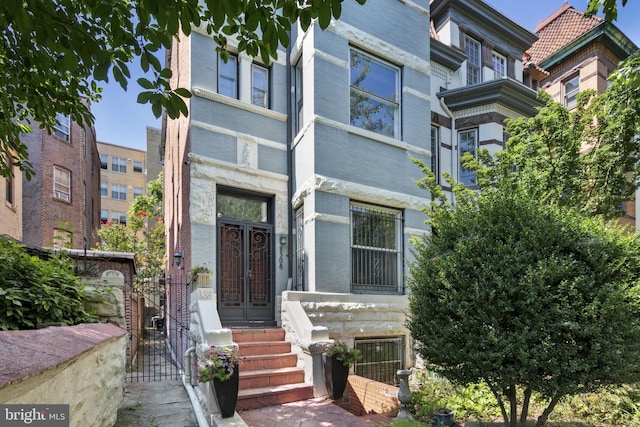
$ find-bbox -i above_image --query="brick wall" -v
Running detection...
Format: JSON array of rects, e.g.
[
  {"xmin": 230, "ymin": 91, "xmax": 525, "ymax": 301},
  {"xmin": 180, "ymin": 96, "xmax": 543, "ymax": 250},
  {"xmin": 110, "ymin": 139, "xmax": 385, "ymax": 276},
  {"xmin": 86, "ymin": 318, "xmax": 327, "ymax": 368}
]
[{"xmin": 334, "ymin": 375, "xmax": 399, "ymax": 417}]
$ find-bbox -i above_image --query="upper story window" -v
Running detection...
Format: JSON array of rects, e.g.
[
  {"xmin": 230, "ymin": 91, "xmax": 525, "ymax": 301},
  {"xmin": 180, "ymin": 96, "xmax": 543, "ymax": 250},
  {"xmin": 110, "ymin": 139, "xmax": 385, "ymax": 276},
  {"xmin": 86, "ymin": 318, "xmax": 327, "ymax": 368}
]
[
  {"xmin": 100, "ymin": 182, "xmax": 108, "ymax": 197},
  {"xmin": 54, "ymin": 113, "xmax": 70, "ymax": 142},
  {"xmin": 111, "ymin": 184, "xmax": 126, "ymax": 200},
  {"xmin": 112, "ymin": 211, "xmax": 127, "ymax": 226},
  {"xmin": 564, "ymin": 75, "xmax": 580, "ymax": 109},
  {"xmin": 350, "ymin": 202, "xmax": 403, "ymax": 294},
  {"xmin": 431, "ymin": 126, "xmax": 439, "ymax": 183},
  {"xmin": 100, "ymin": 154, "xmax": 108, "ymax": 169},
  {"xmin": 53, "ymin": 166, "xmax": 71, "ymax": 202},
  {"xmin": 350, "ymin": 48, "xmax": 400, "ymax": 138},
  {"xmin": 459, "ymin": 129, "xmax": 478, "ymax": 186},
  {"xmin": 133, "ymin": 160, "xmax": 143, "ymax": 173},
  {"xmin": 112, "ymin": 156, "xmax": 126, "ymax": 173},
  {"xmin": 133, "ymin": 187, "xmax": 143, "ymax": 198},
  {"xmin": 295, "ymin": 58, "xmax": 304, "ymax": 133},
  {"xmin": 492, "ymin": 52, "xmax": 506, "ymax": 79},
  {"xmin": 218, "ymin": 54, "xmax": 238, "ymax": 99},
  {"xmin": 100, "ymin": 209, "xmax": 108, "ymax": 224},
  {"xmin": 252, "ymin": 63, "xmax": 269, "ymax": 108},
  {"xmin": 465, "ymin": 36, "xmax": 481, "ymax": 85}
]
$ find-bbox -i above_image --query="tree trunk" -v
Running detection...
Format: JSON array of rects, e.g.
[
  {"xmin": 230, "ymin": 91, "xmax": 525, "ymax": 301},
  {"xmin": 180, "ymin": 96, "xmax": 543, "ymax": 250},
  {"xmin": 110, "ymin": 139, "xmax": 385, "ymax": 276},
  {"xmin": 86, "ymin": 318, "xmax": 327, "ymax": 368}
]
[
  {"xmin": 507, "ymin": 385, "xmax": 518, "ymax": 427},
  {"xmin": 536, "ymin": 392, "xmax": 563, "ymax": 427},
  {"xmin": 520, "ymin": 387, "xmax": 532, "ymax": 424},
  {"xmin": 488, "ymin": 381, "xmax": 509, "ymax": 427}
]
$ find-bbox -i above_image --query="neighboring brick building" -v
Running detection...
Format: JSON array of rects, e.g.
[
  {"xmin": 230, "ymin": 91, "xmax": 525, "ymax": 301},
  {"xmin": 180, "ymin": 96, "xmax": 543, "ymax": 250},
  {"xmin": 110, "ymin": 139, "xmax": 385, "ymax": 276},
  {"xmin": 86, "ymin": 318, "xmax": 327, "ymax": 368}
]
[
  {"xmin": 524, "ymin": 3, "xmax": 638, "ymax": 229},
  {"xmin": 97, "ymin": 141, "xmax": 147, "ymax": 228},
  {"xmin": 21, "ymin": 111, "xmax": 100, "ymax": 250}
]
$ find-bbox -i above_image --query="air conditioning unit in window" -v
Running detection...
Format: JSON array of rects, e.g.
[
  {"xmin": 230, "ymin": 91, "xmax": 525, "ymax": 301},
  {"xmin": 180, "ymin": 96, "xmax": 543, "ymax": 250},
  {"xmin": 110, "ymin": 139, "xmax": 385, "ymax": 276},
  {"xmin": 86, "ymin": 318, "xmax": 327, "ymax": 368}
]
[{"xmin": 54, "ymin": 190, "xmax": 70, "ymax": 201}]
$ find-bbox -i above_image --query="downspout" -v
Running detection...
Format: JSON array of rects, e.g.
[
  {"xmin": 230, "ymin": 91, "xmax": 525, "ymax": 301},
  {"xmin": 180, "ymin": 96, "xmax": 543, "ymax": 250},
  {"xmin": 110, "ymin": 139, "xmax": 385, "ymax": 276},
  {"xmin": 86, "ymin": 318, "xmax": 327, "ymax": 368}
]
[
  {"xmin": 182, "ymin": 347, "xmax": 209, "ymax": 427},
  {"xmin": 286, "ymin": 33, "xmax": 294, "ymax": 286}
]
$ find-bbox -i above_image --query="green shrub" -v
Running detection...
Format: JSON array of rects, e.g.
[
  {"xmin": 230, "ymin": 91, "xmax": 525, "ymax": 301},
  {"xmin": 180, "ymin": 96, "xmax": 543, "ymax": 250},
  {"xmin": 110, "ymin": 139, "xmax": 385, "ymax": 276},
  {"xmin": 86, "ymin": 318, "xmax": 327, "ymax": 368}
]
[{"xmin": 0, "ymin": 239, "xmax": 96, "ymax": 330}]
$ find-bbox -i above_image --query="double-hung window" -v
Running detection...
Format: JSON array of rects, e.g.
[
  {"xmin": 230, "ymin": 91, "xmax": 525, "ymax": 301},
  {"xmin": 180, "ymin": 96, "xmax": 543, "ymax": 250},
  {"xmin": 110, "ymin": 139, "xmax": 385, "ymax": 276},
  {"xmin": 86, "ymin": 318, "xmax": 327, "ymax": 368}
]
[
  {"xmin": 350, "ymin": 48, "xmax": 400, "ymax": 138},
  {"xmin": 465, "ymin": 36, "xmax": 481, "ymax": 85},
  {"xmin": 295, "ymin": 59, "xmax": 304, "ymax": 132},
  {"xmin": 100, "ymin": 209, "xmax": 108, "ymax": 224},
  {"xmin": 252, "ymin": 63, "xmax": 269, "ymax": 108},
  {"xmin": 133, "ymin": 187, "xmax": 143, "ymax": 198},
  {"xmin": 351, "ymin": 202, "xmax": 403, "ymax": 294},
  {"xmin": 100, "ymin": 182, "xmax": 108, "ymax": 197},
  {"xmin": 100, "ymin": 154, "xmax": 108, "ymax": 169},
  {"xmin": 492, "ymin": 52, "xmax": 506, "ymax": 79},
  {"xmin": 133, "ymin": 160, "xmax": 143, "ymax": 173},
  {"xmin": 112, "ymin": 156, "xmax": 126, "ymax": 173},
  {"xmin": 54, "ymin": 113, "xmax": 70, "ymax": 142},
  {"xmin": 564, "ymin": 75, "xmax": 580, "ymax": 109},
  {"xmin": 112, "ymin": 211, "xmax": 127, "ymax": 226},
  {"xmin": 111, "ymin": 184, "xmax": 126, "ymax": 200},
  {"xmin": 53, "ymin": 166, "xmax": 71, "ymax": 202},
  {"xmin": 218, "ymin": 54, "xmax": 238, "ymax": 99},
  {"xmin": 459, "ymin": 129, "xmax": 478, "ymax": 186}
]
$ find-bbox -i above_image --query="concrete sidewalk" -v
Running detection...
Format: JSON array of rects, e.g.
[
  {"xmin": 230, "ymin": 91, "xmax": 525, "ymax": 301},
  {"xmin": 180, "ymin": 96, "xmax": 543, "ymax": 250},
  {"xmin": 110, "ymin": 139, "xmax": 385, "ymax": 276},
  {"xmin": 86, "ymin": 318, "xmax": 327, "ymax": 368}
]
[{"xmin": 113, "ymin": 380, "xmax": 395, "ymax": 427}]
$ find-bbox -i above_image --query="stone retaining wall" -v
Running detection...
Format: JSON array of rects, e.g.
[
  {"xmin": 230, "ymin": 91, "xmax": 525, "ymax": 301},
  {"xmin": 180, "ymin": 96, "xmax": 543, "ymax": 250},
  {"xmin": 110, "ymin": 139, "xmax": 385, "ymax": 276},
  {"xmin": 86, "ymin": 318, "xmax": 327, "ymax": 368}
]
[{"xmin": 0, "ymin": 323, "xmax": 127, "ymax": 427}]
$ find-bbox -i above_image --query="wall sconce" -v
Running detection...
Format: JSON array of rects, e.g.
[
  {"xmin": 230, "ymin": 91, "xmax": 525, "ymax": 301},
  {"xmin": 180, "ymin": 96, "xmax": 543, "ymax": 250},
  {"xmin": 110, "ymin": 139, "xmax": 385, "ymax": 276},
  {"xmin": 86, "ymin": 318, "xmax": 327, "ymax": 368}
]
[
  {"xmin": 279, "ymin": 236, "xmax": 286, "ymax": 269},
  {"xmin": 173, "ymin": 251, "xmax": 184, "ymax": 268}
]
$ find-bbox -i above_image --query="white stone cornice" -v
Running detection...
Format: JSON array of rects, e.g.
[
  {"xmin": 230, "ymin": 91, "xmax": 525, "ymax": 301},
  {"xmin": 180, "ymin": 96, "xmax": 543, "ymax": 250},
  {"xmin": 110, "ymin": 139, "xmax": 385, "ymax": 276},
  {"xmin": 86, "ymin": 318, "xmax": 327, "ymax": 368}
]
[
  {"xmin": 403, "ymin": 86, "xmax": 430, "ymax": 103},
  {"xmin": 292, "ymin": 174, "xmax": 430, "ymax": 211},
  {"xmin": 313, "ymin": 49, "xmax": 349, "ymax": 70},
  {"xmin": 452, "ymin": 104, "xmax": 525, "ymax": 120},
  {"xmin": 306, "ymin": 212, "xmax": 350, "ymax": 226},
  {"xmin": 328, "ymin": 21, "xmax": 430, "ymax": 75},
  {"xmin": 191, "ymin": 24, "xmax": 287, "ymax": 66},
  {"xmin": 191, "ymin": 120, "xmax": 286, "ymax": 152},
  {"xmin": 398, "ymin": 0, "xmax": 430, "ymax": 16},
  {"xmin": 191, "ymin": 87, "xmax": 288, "ymax": 122}
]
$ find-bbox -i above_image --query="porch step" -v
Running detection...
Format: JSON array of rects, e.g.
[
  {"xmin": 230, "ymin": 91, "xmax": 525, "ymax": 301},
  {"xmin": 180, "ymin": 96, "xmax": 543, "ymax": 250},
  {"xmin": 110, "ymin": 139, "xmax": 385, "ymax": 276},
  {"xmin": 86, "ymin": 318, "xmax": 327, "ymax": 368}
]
[{"xmin": 233, "ymin": 328, "xmax": 314, "ymax": 411}]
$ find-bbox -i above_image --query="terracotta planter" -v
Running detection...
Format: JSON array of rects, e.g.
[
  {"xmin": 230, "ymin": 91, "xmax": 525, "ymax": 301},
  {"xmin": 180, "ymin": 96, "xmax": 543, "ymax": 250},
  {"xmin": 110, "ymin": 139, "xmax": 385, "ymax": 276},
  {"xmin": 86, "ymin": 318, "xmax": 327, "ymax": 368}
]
[
  {"xmin": 322, "ymin": 353, "xmax": 349, "ymax": 400},
  {"xmin": 212, "ymin": 364, "xmax": 239, "ymax": 418}
]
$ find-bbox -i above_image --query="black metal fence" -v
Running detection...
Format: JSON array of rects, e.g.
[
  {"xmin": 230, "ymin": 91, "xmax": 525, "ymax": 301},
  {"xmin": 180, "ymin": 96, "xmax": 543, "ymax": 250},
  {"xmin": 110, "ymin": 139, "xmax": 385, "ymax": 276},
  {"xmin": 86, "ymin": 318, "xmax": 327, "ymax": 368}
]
[{"xmin": 124, "ymin": 277, "xmax": 191, "ymax": 382}]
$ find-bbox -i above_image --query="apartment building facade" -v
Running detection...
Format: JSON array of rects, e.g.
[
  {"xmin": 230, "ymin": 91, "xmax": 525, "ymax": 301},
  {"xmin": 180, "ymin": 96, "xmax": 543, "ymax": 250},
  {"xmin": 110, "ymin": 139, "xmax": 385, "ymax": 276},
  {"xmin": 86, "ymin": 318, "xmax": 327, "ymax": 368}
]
[
  {"xmin": 21, "ymin": 112, "xmax": 100, "ymax": 250},
  {"xmin": 97, "ymin": 141, "xmax": 147, "ymax": 228},
  {"xmin": 0, "ymin": 152, "xmax": 22, "ymax": 240}
]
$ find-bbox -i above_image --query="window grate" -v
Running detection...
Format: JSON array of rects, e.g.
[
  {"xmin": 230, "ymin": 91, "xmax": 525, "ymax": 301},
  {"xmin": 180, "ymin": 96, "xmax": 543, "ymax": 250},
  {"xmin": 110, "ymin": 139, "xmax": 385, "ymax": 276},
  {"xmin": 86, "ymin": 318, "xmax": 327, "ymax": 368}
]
[{"xmin": 354, "ymin": 337, "xmax": 404, "ymax": 385}]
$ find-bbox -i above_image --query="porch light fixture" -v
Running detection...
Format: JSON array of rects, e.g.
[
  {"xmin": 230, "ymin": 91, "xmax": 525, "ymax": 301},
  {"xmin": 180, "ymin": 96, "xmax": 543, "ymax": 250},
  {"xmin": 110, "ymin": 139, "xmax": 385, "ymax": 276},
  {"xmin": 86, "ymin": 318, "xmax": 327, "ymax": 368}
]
[{"xmin": 173, "ymin": 251, "xmax": 184, "ymax": 267}]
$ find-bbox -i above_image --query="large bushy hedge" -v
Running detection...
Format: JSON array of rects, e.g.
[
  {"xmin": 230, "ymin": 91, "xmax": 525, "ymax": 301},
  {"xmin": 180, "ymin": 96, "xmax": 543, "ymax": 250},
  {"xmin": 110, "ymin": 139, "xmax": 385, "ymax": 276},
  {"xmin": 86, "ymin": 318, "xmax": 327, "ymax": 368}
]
[{"xmin": 0, "ymin": 239, "xmax": 96, "ymax": 330}]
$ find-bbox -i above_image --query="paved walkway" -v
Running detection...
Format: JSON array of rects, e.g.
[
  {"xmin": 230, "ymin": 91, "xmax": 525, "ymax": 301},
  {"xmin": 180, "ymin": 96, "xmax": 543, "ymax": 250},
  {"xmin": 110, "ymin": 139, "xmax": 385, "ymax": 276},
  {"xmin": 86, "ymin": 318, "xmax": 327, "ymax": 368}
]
[{"xmin": 114, "ymin": 381, "xmax": 395, "ymax": 427}]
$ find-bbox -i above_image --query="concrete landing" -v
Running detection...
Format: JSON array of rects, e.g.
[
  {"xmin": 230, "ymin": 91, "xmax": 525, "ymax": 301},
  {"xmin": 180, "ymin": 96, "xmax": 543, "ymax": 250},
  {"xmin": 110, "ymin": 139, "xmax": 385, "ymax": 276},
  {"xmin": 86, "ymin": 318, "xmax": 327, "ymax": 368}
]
[{"xmin": 114, "ymin": 380, "xmax": 198, "ymax": 427}]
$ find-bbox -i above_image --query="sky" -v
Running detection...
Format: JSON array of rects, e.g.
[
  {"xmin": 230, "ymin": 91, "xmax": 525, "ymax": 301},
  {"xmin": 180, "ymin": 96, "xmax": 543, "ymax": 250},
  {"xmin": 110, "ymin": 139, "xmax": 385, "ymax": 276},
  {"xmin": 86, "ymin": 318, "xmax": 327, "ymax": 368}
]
[{"xmin": 91, "ymin": 0, "xmax": 640, "ymax": 151}]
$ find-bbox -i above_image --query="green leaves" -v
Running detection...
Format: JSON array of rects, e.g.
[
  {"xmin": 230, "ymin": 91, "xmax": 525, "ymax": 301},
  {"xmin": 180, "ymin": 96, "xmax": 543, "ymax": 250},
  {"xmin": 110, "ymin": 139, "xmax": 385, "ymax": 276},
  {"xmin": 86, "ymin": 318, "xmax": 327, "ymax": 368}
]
[{"xmin": 0, "ymin": 0, "xmax": 369, "ymax": 178}]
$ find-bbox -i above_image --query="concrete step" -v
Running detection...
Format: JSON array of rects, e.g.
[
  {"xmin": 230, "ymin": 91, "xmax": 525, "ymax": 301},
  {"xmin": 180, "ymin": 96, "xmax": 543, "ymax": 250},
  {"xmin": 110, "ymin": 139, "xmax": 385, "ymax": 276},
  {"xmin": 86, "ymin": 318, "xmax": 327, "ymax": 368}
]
[
  {"xmin": 236, "ymin": 383, "xmax": 315, "ymax": 411},
  {"xmin": 232, "ymin": 328, "xmax": 313, "ymax": 410},
  {"xmin": 239, "ymin": 366, "xmax": 305, "ymax": 389}
]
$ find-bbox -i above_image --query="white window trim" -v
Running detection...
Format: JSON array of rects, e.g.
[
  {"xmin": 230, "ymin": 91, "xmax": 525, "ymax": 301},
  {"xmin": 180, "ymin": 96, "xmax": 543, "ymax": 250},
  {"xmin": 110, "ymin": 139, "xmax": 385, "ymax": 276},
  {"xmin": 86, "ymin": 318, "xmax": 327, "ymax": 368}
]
[
  {"xmin": 251, "ymin": 63, "xmax": 269, "ymax": 108},
  {"xmin": 53, "ymin": 113, "xmax": 70, "ymax": 142},
  {"xmin": 492, "ymin": 51, "xmax": 506, "ymax": 79},
  {"xmin": 349, "ymin": 47, "xmax": 401, "ymax": 139},
  {"xmin": 459, "ymin": 128, "xmax": 478, "ymax": 186},
  {"xmin": 564, "ymin": 75, "xmax": 580, "ymax": 109},
  {"xmin": 218, "ymin": 53, "xmax": 238, "ymax": 99},
  {"xmin": 465, "ymin": 35, "xmax": 481, "ymax": 85},
  {"xmin": 53, "ymin": 166, "xmax": 71, "ymax": 202}
]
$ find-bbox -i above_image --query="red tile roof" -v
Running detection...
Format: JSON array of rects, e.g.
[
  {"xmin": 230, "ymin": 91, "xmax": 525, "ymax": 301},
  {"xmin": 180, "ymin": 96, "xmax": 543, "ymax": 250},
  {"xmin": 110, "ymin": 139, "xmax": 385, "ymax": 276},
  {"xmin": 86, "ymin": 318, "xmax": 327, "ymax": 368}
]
[{"xmin": 526, "ymin": 3, "xmax": 603, "ymax": 65}]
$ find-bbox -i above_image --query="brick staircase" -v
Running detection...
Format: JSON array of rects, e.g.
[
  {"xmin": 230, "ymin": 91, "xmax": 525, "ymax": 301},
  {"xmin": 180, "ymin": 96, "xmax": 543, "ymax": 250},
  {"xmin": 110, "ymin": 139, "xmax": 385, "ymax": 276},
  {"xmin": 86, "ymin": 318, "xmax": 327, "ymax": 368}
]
[{"xmin": 233, "ymin": 328, "xmax": 314, "ymax": 411}]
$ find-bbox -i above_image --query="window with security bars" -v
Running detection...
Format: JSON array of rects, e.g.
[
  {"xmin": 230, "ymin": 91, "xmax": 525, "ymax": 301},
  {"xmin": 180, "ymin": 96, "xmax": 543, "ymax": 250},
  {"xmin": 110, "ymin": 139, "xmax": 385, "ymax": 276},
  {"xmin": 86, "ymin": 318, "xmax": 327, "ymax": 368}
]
[
  {"xmin": 350, "ymin": 203, "xmax": 403, "ymax": 294},
  {"xmin": 354, "ymin": 337, "xmax": 404, "ymax": 385}
]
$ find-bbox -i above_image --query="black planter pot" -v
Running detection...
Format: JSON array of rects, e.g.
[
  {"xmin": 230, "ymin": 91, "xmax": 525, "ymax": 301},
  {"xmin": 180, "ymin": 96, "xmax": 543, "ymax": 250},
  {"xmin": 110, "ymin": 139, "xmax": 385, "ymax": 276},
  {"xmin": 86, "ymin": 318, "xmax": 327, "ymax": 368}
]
[
  {"xmin": 322, "ymin": 353, "xmax": 349, "ymax": 400},
  {"xmin": 433, "ymin": 409, "xmax": 454, "ymax": 426},
  {"xmin": 212, "ymin": 364, "xmax": 239, "ymax": 418}
]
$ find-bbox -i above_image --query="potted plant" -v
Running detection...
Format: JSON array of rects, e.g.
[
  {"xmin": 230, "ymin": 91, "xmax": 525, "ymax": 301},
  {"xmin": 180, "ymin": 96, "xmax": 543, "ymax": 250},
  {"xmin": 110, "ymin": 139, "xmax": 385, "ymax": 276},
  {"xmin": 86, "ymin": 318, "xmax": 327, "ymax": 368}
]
[
  {"xmin": 189, "ymin": 263, "xmax": 211, "ymax": 286},
  {"xmin": 323, "ymin": 341, "xmax": 361, "ymax": 400},
  {"xmin": 433, "ymin": 407, "xmax": 455, "ymax": 426},
  {"xmin": 196, "ymin": 346, "xmax": 243, "ymax": 418}
]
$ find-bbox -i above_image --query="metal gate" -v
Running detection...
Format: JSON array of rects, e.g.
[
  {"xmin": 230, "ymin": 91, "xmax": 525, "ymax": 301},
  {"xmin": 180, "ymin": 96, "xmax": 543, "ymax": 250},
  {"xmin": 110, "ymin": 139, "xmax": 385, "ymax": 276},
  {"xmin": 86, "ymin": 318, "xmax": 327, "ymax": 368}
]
[{"xmin": 124, "ymin": 276, "xmax": 191, "ymax": 382}]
